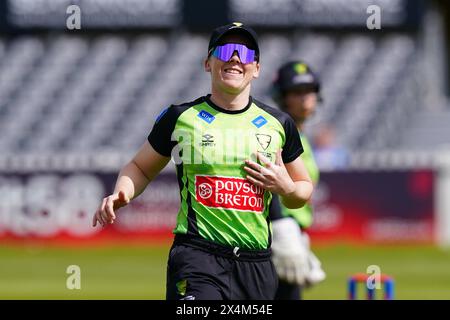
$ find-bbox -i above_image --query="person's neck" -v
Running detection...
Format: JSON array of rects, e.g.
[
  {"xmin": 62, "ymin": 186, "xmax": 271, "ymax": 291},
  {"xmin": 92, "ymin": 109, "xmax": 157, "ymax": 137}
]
[
  {"xmin": 210, "ymin": 86, "xmax": 251, "ymax": 111},
  {"xmin": 296, "ymin": 120, "xmax": 305, "ymax": 132}
]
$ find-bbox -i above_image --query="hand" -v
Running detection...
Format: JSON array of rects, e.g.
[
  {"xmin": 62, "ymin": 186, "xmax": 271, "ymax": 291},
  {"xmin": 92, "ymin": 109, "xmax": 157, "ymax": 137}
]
[
  {"xmin": 304, "ymin": 248, "xmax": 326, "ymax": 287},
  {"xmin": 271, "ymin": 217, "xmax": 309, "ymax": 285},
  {"xmin": 298, "ymin": 231, "xmax": 326, "ymax": 287},
  {"xmin": 244, "ymin": 149, "xmax": 295, "ymax": 196},
  {"xmin": 92, "ymin": 190, "xmax": 130, "ymax": 227}
]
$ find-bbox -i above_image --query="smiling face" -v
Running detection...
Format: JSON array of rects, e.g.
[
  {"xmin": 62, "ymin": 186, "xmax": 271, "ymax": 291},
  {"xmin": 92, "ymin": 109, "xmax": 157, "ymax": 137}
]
[{"xmin": 205, "ymin": 33, "xmax": 260, "ymax": 95}]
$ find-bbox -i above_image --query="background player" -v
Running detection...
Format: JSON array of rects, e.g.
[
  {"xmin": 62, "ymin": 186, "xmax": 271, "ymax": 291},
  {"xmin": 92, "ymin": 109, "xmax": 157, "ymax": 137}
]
[
  {"xmin": 269, "ymin": 61, "xmax": 326, "ymax": 300},
  {"xmin": 92, "ymin": 24, "xmax": 313, "ymax": 300}
]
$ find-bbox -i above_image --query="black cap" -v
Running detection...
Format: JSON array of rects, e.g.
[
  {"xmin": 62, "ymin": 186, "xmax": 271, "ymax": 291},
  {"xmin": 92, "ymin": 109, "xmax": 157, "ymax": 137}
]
[
  {"xmin": 208, "ymin": 22, "xmax": 260, "ymax": 59},
  {"xmin": 271, "ymin": 61, "xmax": 322, "ymax": 106},
  {"xmin": 273, "ymin": 61, "xmax": 320, "ymax": 93}
]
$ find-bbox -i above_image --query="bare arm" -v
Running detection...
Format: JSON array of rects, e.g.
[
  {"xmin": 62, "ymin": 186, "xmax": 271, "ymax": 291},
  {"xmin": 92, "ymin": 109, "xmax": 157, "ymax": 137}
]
[
  {"xmin": 113, "ymin": 142, "xmax": 171, "ymax": 200},
  {"xmin": 280, "ymin": 155, "xmax": 313, "ymax": 209},
  {"xmin": 93, "ymin": 142, "xmax": 170, "ymax": 227}
]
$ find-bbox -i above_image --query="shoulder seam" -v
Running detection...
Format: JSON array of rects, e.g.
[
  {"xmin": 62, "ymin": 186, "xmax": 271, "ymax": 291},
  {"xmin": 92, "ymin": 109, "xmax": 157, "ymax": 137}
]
[
  {"xmin": 171, "ymin": 96, "xmax": 206, "ymax": 109},
  {"xmin": 165, "ymin": 96, "xmax": 206, "ymax": 121},
  {"xmin": 252, "ymin": 98, "xmax": 289, "ymax": 126}
]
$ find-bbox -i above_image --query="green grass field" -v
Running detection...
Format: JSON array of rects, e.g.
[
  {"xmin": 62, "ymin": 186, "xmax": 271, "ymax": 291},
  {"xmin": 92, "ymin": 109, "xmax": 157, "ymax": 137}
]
[{"xmin": 1, "ymin": 243, "xmax": 450, "ymax": 299}]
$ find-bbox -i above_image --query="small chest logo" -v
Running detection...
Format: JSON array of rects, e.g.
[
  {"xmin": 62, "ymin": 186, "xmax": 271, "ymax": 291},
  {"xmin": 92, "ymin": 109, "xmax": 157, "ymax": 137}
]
[
  {"xmin": 197, "ymin": 110, "xmax": 215, "ymax": 124},
  {"xmin": 255, "ymin": 134, "xmax": 272, "ymax": 150},
  {"xmin": 251, "ymin": 115, "xmax": 267, "ymax": 128},
  {"xmin": 200, "ymin": 133, "xmax": 215, "ymax": 147},
  {"xmin": 197, "ymin": 183, "xmax": 213, "ymax": 199}
]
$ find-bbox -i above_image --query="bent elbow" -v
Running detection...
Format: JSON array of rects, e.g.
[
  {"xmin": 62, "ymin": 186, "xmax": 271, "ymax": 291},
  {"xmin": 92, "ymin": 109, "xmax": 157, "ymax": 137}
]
[{"xmin": 281, "ymin": 181, "xmax": 314, "ymax": 209}]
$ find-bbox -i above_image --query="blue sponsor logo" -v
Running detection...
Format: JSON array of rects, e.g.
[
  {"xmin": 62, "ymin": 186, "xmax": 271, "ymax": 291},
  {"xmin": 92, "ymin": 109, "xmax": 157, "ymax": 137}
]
[
  {"xmin": 252, "ymin": 115, "xmax": 267, "ymax": 128},
  {"xmin": 197, "ymin": 110, "xmax": 215, "ymax": 124}
]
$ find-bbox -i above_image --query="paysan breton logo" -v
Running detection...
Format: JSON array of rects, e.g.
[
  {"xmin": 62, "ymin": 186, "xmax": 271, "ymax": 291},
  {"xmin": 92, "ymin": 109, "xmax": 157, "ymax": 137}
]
[
  {"xmin": 195, "ymin": 175, "xmax": 264, "ymax": 213},
  {"xmin": 197, "ymin": 110, "xmax": 215, "ymax": 124}
]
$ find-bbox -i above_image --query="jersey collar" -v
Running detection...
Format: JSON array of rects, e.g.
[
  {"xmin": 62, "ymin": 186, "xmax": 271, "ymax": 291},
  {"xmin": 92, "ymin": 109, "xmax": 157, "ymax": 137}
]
[{"xmin": 205, "ymin": 94, "xmax": 253, "ymax": 114}]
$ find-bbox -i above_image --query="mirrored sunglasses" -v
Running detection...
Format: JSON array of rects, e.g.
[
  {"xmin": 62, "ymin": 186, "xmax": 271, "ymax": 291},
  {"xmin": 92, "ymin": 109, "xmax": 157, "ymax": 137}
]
[{"xmin": 211, "ymin": 43, "xmax": 256, "ymax": 64}]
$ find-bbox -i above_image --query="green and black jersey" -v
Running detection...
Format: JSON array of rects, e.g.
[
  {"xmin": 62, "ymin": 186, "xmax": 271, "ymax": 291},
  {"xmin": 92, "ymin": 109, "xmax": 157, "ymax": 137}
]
[{"xmin": 148, "ymin": 95, "xmax": 303, "ymax": 250}]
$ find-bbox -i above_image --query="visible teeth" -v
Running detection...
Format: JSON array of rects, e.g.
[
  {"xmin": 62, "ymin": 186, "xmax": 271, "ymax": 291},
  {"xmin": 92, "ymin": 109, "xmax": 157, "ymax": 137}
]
[{"xmin": 225, "ymin": 69, "xmax": 241, "ymax": 74}]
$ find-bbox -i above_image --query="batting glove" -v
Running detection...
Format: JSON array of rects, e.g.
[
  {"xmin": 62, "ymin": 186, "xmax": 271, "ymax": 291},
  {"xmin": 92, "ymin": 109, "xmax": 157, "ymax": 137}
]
[{"xmin": 271, "ymin": 217, "xmax": 309, "ymax": 285}]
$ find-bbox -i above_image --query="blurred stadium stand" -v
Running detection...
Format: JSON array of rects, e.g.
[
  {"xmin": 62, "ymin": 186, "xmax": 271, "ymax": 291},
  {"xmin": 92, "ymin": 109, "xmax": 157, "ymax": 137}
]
[
  {"xmin": 0, "ymin": 0, "xmax": 449, "ymax": 172},
  {"xmin": 0, "ymin": 31, "xmax": 448, "ymax": 158}
]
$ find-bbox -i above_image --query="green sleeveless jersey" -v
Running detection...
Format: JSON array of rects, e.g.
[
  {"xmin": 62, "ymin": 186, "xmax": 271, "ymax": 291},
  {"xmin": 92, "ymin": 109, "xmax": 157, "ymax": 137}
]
[
  {"xmin": 281, "ymin": 133, "xmax": 319, "ymax": 228},
  {"xmin": 148, "ymin": 95, "xmax": 303, "ymax": 249}
]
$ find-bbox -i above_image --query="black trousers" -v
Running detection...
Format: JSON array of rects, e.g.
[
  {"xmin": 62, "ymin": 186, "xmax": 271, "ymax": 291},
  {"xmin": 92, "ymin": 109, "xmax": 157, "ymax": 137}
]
[
  {"xmin": 166, "ymin": 236, "xmax": 278, "ymax": 300},
  {"xmin": 275, "ymin": 279, "xmax": 302, "ymax": 300}
]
